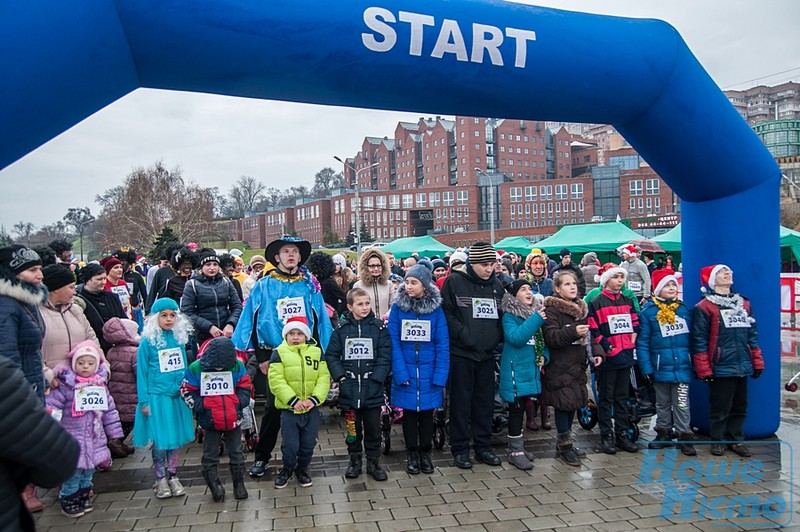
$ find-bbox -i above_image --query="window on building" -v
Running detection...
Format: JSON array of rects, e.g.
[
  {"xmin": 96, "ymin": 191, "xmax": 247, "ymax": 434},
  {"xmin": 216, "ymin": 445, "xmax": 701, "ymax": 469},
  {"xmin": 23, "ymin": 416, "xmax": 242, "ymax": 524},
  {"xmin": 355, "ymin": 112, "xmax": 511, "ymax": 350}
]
[
  {"xmin": 646, "ymin": 179, "xmax": 660, "ymax": 195},
  {"xmin": 416, "ymin": 193, "xmax": 426, "ymax": 207},
  {"xmin": 389, "ymin": 195, "xmax": 400, "ymax": 209},
  {"xmin": 429, "ymin": 192, "xmax": 440, "ymax": 206},
  {"xmin": 555, "ymin": 184, "xmax": 568, "ymax": 200},
  {"xmin": 376, "ymin": 196, "xmax": 386, "ymax": 209},
  {"xmin": 570, "ymin": 183, "xmax": 583, "ymax": 199},
  {"xmin": 525, "ymin": 186, "xmax": 536, "ymax": 201},
  {"xmin": 510, "ymin": 187, "xmax": 522, "ymax": 202},
  {"xmin": 443, "ymin": 191, "xmax": 455, "ymax": 206},
  {"xmin": 630, "ymin": 180, "xmax": 643, "ymax": 196},
  {"xmin": 457, "ymin": 190, "xmax": 468, "ymax": 205}
]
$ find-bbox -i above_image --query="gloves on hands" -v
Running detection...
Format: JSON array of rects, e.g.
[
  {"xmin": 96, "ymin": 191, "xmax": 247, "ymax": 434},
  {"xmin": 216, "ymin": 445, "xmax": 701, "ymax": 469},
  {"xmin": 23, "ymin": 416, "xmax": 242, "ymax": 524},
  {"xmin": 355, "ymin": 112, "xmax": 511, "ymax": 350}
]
[{"xmin": 752, "ymin": 369, "xmax": 763, "ymax": 379}]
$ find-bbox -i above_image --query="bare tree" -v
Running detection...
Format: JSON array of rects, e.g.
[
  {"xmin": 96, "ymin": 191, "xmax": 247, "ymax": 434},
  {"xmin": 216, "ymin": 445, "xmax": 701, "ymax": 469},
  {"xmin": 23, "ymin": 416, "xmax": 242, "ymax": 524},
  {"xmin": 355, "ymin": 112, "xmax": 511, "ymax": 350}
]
[
  {"xmin": 227, "ymin": 176, "xmax": 267, "ymax": 218},
  {"xmin": 94, "ymin": 160, "xmax": 216, "ymax": 252},
  {"xmin": 312, "ymin": 167, "xmax": 344, "ymax": 197},
  {"xmin": 12, "ymin": 221, "xmax": 35, "ymax": 245}
]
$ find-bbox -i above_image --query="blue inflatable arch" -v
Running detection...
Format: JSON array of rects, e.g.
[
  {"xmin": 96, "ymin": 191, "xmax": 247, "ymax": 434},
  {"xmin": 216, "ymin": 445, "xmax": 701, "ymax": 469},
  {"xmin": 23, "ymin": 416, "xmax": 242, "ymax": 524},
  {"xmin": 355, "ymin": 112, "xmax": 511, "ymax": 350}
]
[{"xmin": 1, "ymin": 1, "xmax": 781, "ymax": 436}]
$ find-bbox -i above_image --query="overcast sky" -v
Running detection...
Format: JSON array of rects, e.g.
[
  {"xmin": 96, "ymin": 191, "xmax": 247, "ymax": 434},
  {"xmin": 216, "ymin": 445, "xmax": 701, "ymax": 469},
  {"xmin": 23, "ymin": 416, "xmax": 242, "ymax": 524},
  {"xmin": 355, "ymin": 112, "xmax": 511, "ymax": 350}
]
[{"xmin": 1, "ymin": 0, "xmax": 798, "ymax": 231}]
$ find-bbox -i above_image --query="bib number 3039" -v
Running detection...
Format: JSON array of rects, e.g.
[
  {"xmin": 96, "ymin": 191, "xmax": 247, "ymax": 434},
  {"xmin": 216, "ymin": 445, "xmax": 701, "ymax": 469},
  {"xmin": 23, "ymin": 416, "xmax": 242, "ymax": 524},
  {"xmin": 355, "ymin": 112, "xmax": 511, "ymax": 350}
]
[
  {"xmin": 201, "ymin": 372, "xmax": 234, "ymax": 397},
  {"xmin": 659, "ymin": 316, "xmax": 688, "ymax": 337},
  {"xmin": 74, "ymin": 386, "xmax": 108, "ymax": 412},
  {"xmin": 472, "ymin": 298, "xmax": 498, "ymax": 319}
]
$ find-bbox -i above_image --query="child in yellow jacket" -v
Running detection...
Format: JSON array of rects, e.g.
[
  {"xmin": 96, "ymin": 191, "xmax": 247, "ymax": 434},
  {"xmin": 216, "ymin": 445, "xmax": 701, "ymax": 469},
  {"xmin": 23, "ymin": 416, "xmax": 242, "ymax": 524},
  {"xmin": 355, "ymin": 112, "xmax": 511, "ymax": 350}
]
[{"xmin": 268, "ymin": 316, "xmax": 330, "ymax": 489}]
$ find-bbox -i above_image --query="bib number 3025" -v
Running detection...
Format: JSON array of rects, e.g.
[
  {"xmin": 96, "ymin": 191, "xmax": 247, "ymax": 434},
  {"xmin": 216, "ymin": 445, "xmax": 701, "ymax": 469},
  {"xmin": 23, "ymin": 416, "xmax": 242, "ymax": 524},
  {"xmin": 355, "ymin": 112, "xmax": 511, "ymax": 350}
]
[
  {"xmin": 472, "ymin": 298, "xmax": 498, "ymax": 319},
  {"xmin": 201, "ymin": 372, "xmax": 234, "ymax": 396}
]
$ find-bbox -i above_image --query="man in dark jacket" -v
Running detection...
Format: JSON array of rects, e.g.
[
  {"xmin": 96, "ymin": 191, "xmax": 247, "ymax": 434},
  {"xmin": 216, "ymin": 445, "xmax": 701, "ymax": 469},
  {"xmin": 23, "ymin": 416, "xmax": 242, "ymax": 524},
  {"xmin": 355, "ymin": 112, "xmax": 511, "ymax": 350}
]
[
  {"xmin": 551, "ymin": 248, "xmax": 586, "ymax": 297},
  {"xmin": 0, "ymin": 357, "xmax": 79, "ymax": 530},
  {"xmin": 441, "ymin": 242, "xmax": 505, "ymax": 469},
  {"xmin": 690, "ymin": 264, "xmax": 764, "ymax": 458},
  {"xmin": 325, "ymin": 287, "xmax": 392, "ymax": 480}
]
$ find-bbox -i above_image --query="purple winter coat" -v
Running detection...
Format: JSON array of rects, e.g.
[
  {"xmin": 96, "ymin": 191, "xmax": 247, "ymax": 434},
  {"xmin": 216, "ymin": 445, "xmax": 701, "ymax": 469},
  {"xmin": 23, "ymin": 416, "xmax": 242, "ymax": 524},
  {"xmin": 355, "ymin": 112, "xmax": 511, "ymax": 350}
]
[
  {"xmin": 45, "ymin": 368, "xmax": 123, "ymax": 470},
  {"xmin": 102, "ymin": 318, "xmax": 139, "ymax": 422}
]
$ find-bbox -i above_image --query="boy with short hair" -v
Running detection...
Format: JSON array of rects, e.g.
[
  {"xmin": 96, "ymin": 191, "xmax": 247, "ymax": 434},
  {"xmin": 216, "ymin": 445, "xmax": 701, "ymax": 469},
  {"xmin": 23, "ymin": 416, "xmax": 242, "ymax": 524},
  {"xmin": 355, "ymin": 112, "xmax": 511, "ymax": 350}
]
[
  {"xmin": 269, "ymin": 316, "xmax": 331, "ymax": 488},
  {"xmin": 181, "ymin": 337, "xmax": 253, "ymax": 501},
  {"xmin": 325, "ymin": 287, "xmax": 392, "ymax": 481},
  {"xmin": 588, "ymin": 263, "xmax": 640, "ymax": 454}
]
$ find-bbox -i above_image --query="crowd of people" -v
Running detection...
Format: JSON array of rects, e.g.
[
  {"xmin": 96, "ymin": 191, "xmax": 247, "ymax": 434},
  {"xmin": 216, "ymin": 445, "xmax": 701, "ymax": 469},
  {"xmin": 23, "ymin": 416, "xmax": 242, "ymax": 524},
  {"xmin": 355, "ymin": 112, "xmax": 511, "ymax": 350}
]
[{"xmin": 0, "ymin": 236, "xmax": 764, "ymax": 528}]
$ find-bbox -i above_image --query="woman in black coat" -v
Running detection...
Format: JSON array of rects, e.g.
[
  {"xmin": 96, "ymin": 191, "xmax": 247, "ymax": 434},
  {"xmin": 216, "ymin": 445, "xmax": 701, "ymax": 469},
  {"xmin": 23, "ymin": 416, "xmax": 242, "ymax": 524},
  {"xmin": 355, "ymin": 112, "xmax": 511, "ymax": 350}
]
[
  {"xmin": 76, "ymin": 263, "xmax": 126, "ymax": 352},
  {"xmin": 180, "ymin": 251, "xmax": 242, "ymax": 346},
  {"xmin": 306, "ymin": 252, "xmax": 347, "ymax": 318},
  {"xmin": 0, "ymin": 357, "xmax": 80, "ymax": 530}
]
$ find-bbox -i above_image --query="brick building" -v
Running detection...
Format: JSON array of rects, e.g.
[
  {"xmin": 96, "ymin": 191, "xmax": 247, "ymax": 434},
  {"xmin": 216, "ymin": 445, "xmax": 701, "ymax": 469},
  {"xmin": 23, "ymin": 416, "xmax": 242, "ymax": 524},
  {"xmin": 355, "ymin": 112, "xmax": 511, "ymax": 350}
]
[{"xmin": 725, "ymin": 82, "xmax": 800, "ymax": 125}]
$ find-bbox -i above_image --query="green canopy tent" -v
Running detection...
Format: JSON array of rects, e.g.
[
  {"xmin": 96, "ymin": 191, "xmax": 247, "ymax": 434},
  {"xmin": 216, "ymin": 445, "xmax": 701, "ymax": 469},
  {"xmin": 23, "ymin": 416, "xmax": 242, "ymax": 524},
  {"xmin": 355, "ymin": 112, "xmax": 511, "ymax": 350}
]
[
  {"xmin": 380, "ymin": 235, "xmax": 454, "ymax": 257},
  {"xmin": 494, "ymin": 236, "xmax": 535, "ymax": 256},
  {"xmin": 534, "ymin": 221, "xmax": 643, "ymax": 263},
  {"xmin": 652, "ymin": 223, "xmax": 800, "ymax": 264}
]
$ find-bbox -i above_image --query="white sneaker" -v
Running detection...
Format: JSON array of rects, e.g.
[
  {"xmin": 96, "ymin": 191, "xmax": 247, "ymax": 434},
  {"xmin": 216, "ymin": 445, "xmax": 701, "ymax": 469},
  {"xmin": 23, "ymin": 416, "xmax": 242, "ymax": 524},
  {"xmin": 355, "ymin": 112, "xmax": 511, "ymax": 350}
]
[
  {"xmin": 167, "ymin": 477, "xmax": 185, "ymax": 497},
  {"xmin": 153, "ymin": 477, "xmax": 172, "ymax": 499}
]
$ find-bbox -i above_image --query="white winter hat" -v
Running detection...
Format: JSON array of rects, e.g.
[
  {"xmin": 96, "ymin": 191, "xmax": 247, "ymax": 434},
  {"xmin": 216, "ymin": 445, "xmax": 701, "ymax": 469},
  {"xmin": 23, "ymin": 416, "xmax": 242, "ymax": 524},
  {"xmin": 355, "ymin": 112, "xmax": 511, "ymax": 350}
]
[{"xmin": 282, "ymin": 316, "xmax": 311, "ymax": 339}]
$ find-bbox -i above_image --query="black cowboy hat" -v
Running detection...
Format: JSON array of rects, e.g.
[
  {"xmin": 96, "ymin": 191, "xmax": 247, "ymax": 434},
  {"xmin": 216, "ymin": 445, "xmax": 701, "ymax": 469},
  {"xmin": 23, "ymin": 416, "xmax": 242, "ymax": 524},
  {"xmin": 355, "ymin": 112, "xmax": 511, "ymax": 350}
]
[{"xmin": 265, "ymin": 236, "xmax": 312, "ymax": 267}]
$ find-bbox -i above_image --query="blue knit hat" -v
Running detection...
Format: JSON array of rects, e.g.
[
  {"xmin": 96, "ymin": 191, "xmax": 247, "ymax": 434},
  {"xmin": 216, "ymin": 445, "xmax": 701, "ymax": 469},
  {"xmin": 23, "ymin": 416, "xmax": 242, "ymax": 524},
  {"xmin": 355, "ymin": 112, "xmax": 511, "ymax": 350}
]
[
  {"xmin": 405, "ymin": 264, "xmax": 434, "ymax": 291},
  {"xmin": 151, "ymin": 298, "xmax": 179, "ymax": 314}
]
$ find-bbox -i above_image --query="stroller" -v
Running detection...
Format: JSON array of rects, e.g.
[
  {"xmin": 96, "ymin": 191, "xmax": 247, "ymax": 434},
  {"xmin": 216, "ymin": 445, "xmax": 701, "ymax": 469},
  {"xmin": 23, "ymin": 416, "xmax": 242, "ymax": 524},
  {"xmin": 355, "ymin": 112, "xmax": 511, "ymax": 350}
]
[{"xmin": 577, "ymin": 354, "xmax": 656, "ymax": 443}]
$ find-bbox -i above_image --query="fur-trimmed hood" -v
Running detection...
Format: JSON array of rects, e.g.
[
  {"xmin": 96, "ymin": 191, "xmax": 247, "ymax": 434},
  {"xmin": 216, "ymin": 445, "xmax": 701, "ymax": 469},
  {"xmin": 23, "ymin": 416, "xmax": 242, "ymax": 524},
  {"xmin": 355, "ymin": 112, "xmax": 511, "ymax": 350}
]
[
  {"xmin": 0, "ymin": 265, "xmax": 47, "ymax": 306},
  {"xmin": 393, "ymin": 283, "xmax": 442, "ymax": 315},
  {"xmin": 357, "ymin": 248, "xmax": 391, "ymax": 285},
  {"xmin": 543, "ymin": 295, "xmax": 587, "ymax": 320}
]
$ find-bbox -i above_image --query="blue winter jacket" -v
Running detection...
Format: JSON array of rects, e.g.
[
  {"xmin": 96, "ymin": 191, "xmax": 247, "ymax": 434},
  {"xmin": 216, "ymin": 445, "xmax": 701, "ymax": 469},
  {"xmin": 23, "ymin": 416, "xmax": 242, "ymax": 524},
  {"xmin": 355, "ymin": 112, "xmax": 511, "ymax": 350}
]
[
  {"xmin": 499, "ymin": 293, "xmax": 550, "ymax": 402},
  {"xmin": 636, "ymin": 298, "xmax": 693, "ymax": 384},
  {"xmin": 388, "ymin": 285, "xmax": 450, "ymax": 412},
  {"xmin": 0, "ymin": 268, "xmax": 48, "ymax": 402}
]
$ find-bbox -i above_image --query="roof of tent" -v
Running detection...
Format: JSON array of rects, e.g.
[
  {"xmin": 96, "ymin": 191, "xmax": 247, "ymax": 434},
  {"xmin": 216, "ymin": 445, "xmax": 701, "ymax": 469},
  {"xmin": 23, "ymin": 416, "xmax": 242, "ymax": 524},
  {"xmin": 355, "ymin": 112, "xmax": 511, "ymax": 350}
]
[
  {"xmin": 494, "ymin": 236, "xmax": 535, "ymax": 256},
  {"xmin": 379, "ymin": 235, "xmax": 454, "ymax": 257},
  {"xmin": 534, "ymin": 222, "xmax": 643, "ymax": 255}
]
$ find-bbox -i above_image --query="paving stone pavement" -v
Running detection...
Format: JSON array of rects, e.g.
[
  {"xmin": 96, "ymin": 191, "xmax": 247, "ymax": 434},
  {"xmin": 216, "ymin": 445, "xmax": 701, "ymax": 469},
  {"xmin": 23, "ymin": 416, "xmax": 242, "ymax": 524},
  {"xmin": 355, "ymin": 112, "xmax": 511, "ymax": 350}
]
[{"xmin": 32, "ymin": 356, "xmax": 800, "ymax": 531}]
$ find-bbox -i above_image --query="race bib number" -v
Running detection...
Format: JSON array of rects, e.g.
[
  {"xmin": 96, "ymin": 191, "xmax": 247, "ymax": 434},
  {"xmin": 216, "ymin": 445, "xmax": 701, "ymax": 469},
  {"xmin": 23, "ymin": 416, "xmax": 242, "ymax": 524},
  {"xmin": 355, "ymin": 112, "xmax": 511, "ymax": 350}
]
[
  {"xmin": 74, "ymin": 386, "xmax": 108, "ymax": 412},
  {"xmin": 345, "ymin": 338, "xmax": 374, "ymax": 360},
  {"xmin": 608, "ymin": 313, "xmax": 634, "ymax": 334},
  {"xmin": 659, "ymin": 316, "xmax": 689, "ymax": 337},
  {"xmin": 158, "ymin": 348, "xmax": 185, "ymax": 373},
  {"xmin": 276, "ymin": 297, "xmax": 306, "ymax": 323},
  {"xmin": 110, "ymin": 285, "xmax": 132, "ymax": 318},
  {"xmin": 472, "ymin": 298, "xmax": 498, "ymax": 319},
  {"xmin": 401, "ymin": 320, "xmax": 431, "ymax": 342},
  {"xmin": 628, "ymin": 280, "xmax": 642, "ymax": 292},
  {"xmin": 201, "ymin": 372, "xmax": 234, "ymax": 396},
  {"xmin": 721, "ymin": 309, "xmax": 750, "ymax": 328}
]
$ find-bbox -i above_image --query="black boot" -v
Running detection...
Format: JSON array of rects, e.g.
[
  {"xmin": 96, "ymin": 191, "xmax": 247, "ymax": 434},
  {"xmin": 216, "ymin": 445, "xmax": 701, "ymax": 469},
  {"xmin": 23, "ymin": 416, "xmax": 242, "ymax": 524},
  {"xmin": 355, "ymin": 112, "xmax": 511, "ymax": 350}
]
[
  {"xmin": 649, "ymin": 428, "xmax": 674, "ymax": 450},
  {"xmin": 419, "ymin": 451, "xmax": 434, "ymax": 474},
  {"xmin": 406, "ymin": 450, "xmax": 421, "ymax": 475},
  {"xmin": 367, "ymin": 457, "xmax": 388, "ymax": 481},
  {"xmin": 202, "ymin": 466, "xmax": 226, "ymax": 502},
  {"xmin": 600, "ymin": 435, "xmax": 617, "ymax": 455},
  {"xmin": 557, "ymin": 432, "xmax": 581, "ymax": 467},
  {"xmin": 230, "ymin": 464, "xmax": 249, "ymax": 500},
  {"xmin": 615, "ymin": 432, "xmax": 639, "ymax": 453},
  {"xmin": 678, "ymin": 433, "xmax": 697, "ymax": 456},
  {"xmin": 345, "ymin": 453, "xmax": 362, "ymax": 479},
  {"xmin": 539, "ymin": 398, "xmax": 552, "ymax": 430}
]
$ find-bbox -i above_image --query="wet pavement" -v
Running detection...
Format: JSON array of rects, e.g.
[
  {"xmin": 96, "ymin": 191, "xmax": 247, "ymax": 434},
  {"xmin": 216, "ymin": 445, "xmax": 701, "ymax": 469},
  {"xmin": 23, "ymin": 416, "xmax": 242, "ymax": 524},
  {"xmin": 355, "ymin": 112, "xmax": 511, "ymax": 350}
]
[{"xmin": 31, "ymin": 338, "xmax": 800, "ymax": 531}]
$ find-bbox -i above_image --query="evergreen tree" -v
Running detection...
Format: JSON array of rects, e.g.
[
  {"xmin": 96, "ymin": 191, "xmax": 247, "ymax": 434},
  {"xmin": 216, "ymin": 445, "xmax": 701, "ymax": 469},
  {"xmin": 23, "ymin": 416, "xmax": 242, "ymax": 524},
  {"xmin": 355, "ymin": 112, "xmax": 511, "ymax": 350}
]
[{"xmin": 151, "ymin": 227, "xmax": 180, "ymax": 260}]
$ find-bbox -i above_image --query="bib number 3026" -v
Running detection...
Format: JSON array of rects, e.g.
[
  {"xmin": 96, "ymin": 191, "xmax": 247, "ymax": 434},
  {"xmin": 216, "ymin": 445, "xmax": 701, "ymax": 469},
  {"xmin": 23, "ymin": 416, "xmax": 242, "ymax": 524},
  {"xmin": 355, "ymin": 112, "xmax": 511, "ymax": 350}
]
[
  {"xmin": 201, "ymin": 372, "xmax": 234, "ymax": 396},
  {"xmin": 74, "ymin": 385, "xmax": 108, "ymax": 412}
]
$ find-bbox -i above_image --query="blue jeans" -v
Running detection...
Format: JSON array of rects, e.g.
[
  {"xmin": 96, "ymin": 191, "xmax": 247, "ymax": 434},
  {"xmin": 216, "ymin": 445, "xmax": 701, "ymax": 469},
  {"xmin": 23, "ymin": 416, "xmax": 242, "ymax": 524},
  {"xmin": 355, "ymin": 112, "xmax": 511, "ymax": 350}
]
[
  {"xmin": 280, "ymin": 408, "xmax": 319, "ymax": 469},
  {"xmin": 60, "ymin": 468, "xmax": 94, "ymax": 498}
]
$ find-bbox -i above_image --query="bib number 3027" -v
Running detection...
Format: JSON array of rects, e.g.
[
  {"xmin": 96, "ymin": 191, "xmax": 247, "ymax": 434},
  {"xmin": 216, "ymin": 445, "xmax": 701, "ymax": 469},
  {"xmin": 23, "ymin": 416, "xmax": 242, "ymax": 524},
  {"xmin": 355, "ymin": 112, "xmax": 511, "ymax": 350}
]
[
  {"xmin": 74, "ymin": 386, "xmax": 108, "ymax": 412},
  {"xmin": 472, "ymin": 298, "xmax": 498, "ymax": 319},
  {"xmin": 201, "ymin": 372, "xmax": 234, "ymax": 396},
  {"xmin": 277, "ymin": 297, "xmax": 306, "ymax": 323}
]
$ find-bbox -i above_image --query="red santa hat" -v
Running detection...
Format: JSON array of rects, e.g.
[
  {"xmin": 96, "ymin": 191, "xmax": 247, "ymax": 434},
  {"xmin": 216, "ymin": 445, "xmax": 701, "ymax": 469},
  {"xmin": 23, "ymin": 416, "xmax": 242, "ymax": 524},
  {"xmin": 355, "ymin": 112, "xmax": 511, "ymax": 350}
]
[
  {"xmin": 619, "ymin": 244, "xmax": 639, "ymax": 257},
  {"xmin": 282, "ymin": 316, "xmax": 311, "ymax": 339},
  {"xmin": 596, "ymin": 262, "xmax": 627, "ymax": 287},
  {"xmin": 652, "ymin": 268, "xmax": 678, "ymax": 297},
  {"xmin": 700, "ymin": 264, "xmax": 731, "ymax": 292}
]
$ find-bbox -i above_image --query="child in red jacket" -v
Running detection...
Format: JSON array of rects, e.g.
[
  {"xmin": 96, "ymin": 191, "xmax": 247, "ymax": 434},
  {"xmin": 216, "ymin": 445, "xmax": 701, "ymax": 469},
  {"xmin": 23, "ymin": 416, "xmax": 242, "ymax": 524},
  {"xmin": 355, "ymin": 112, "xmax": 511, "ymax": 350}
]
[{"xmin": 181, "ymin": 337, "xmax": 252, "ymax": 502}]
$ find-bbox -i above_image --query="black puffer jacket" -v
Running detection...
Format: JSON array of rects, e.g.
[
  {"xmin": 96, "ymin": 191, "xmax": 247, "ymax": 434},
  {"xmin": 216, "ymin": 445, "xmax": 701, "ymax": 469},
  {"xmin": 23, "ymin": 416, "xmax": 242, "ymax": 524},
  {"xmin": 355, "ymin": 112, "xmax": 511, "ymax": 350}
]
[
  {"xmin": 180, "ymin": 273, "xmax": 242, "ymax": 338},
  {"xmin": 440, "ymin": 265, "xmax": 505, "ymax": 362},
  {"xmin": 77, "ymin": 286, "xmax": 126, "ymax": 352},
  {"xmin": 0, "ymin": 357, "xmax": 79, "ymax": 531},
  {"xmin": 542, "ymin": 295, "xmax": 603, "ymax": 412},
  {"xmin": 0, "ymin": 266, "xmax": 48, "ymax": 401},
  {"xmin": 325, "ymin": 311, "xmax": 392, "ymax": 409}
]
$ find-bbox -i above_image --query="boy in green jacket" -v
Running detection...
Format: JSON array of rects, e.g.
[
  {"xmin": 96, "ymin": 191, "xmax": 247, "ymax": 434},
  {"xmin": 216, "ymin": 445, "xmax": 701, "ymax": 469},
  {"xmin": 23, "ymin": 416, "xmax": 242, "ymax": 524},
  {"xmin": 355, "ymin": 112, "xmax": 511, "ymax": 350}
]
[{"xmin": 268, "ymin": 316, "xmax": 331, "ymax": 489}]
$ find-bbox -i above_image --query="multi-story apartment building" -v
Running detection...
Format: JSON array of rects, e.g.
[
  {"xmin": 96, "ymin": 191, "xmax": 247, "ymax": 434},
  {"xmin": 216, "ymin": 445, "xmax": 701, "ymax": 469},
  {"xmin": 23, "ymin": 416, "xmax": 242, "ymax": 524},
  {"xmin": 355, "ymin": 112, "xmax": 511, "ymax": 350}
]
[
  {"xmin": 725, "ymin": 82, "xmax": 800, "ymax": 125},
  {"xmin": 231, "ymin": 115, "xmax": 677, "ymax": 248}
]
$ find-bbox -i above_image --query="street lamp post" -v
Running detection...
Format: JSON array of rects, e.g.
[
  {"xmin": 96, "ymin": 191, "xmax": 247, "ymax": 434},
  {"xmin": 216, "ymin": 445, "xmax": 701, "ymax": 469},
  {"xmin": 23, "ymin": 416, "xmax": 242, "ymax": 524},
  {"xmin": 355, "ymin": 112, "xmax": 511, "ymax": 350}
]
[
  {"xmin": 78, "ymin": 215, "xmax": 95, "ymax": 261},
  {"xmin": 334, "ymin": 156, "xmax": 378, "ymax": 258},
  {"xmin": 475, "ymin": 168, "xmax": 496, "ymax": 245}
]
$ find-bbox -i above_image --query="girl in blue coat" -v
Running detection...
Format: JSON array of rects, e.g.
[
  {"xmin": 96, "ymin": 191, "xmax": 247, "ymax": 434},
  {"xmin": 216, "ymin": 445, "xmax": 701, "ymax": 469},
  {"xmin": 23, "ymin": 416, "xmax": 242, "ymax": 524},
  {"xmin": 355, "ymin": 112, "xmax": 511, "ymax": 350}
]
[
  {"xmin": 500, "ymin": 280, "xmax": 549, "ymax": 469},
  {"xmin": 636, "ymin": 270, "xmax": 695, "ymax": 455},
  {"xmin": 388, "ymin": 264, "xmax": 449, "ymax": 475},
  {"xmin": 133, "ymin": 298, "xmax": 196, "ymax": 499}
]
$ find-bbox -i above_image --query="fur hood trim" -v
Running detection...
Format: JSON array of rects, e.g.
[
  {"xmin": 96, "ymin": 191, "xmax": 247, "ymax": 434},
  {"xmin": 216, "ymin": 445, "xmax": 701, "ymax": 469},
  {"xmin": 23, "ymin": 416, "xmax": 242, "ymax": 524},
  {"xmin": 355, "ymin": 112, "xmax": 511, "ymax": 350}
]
[
  {"xmin": 357, "ymin": 248, "xmax": 391, "ymax": 285},
  {"xmin": 0, "ymin": 266, "xmax": 48, "ymax": 306},
  {"xmin": 500, "ymin": 292, "xmax": 534, "ymax": 320},
  {"xmin": 393, "ymin": 283, "xmax": 442, "ymax": 315},
  {"xmin": 544, "ymin": 295, "xmax": 588, "ymax": 320}
]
